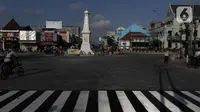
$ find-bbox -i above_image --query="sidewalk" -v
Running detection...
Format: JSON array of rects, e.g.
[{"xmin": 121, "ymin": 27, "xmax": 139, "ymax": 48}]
[
  {"xmin": 17, "ymin": 52, "xmax": 41, "ymax": 57},
  {"xmin": 125, "ymin": 51, "xmax": 164, "ymax": 55}
]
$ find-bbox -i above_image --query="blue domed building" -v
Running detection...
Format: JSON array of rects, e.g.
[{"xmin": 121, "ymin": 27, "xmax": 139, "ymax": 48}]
[{"xmin": 119, "ymin": 24, "xmax": 151, "ymax": 51}]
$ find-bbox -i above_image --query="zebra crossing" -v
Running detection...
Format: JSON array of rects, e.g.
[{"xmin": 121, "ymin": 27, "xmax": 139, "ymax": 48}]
[{"xmin": 0, "ymin": 90, "xmax": 200, "ymax": 112}]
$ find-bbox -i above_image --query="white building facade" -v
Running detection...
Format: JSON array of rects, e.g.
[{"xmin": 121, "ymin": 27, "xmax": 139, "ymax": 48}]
[{"xmin": 150, "ymin": 4, "xmax": 200, "ymax": 50}]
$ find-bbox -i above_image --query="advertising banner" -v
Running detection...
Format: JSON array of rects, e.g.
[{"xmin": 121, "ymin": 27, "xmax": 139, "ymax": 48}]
[
  {"xmin": 68, "ymin": 49, "xmax": 79, "ymax": 55},
  {"xmin": 20, "ymin": 31, "xmax": 36, "ymax": 40},
  {"xmin": 44, "ymin": 32, "xmax": 54, "ymax": 41},
  {"xmin": 59, "ymin": 31, "xmax": 67, "ymax": 41}
]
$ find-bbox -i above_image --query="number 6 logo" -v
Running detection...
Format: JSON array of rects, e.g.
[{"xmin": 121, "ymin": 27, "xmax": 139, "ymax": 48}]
[{"xmin": 176, "ymin": 6, "xmax": 193, "ymax": 23}]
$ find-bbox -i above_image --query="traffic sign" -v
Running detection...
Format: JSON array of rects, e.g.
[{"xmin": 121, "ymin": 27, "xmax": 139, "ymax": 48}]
[{"xmin": 176, "ymin": 6, "xmax": 193, "ymax": 23}]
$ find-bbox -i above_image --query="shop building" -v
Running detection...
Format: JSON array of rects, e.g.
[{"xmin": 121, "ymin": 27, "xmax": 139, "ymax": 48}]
[
  {"xmin": 119, "ymin": 24, "xmax": 151, "ymax": 50},
  {"xmin": 0, "ymin": 18, "xmax": 20, "ymax": 50},
  {"xmin": 19, "ymin": 26, "xmax": 40, "ymax": 52}
]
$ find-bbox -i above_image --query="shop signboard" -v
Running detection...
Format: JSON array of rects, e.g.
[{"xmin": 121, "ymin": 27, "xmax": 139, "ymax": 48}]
[
  {"xmin": 7, "ymin": 33, "xmax": 14, "ymax": 37},
  {"xmin": 2, "ymin": 37, "xmax": 18, "ymax": 41}
]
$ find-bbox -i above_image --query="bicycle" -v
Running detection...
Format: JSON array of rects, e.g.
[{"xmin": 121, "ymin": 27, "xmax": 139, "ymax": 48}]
[{"xmin": 0, "ymin": 61, "xmax": 24, "ymax": 80}]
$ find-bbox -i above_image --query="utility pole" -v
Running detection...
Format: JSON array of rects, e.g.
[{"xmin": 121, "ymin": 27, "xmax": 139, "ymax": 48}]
[
  {"xmin": 152, "ymin": 10, "xmax": 161, "ymax": 51},
  {"xmin": 185, "ymin": 23, "xmax": 190, "ymax": 63},
  {"xmin": 179, "ymin": 24, "xmax": 185, "ymax": 59}
]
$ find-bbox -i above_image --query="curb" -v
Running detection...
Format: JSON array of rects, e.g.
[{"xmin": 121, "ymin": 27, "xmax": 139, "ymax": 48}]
[{"xmin": 127, "ymin": 52, "xmax": 164, "ymax": 54}]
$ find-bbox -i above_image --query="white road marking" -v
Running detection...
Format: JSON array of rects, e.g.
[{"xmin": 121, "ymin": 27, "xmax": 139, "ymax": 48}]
[
  {"xmin": 0, "ymin": 91, "xmax": 19, "ymax": 102},
  {"xmin": 22, "ymin": 91, "xmax": 54, "ymax": 112},
  {"xmin": 166, "ymin": 91, "xmax": 200, "ymax": 112},
  {"xmin": 49, "ymin": 91, "xmax": 71, "ymax": 112},
  {"xmin": 133, "ymin": 91, "xmax": 159, "ymax": 112},
  {"xmin": 0, "ymin": 91, "xmax": 36, "ymax": 112},
  {"xmin": 195, "ymin": 91, "xmax": 200, "ymax": 94},
  {"xmin": 116, "ymin": 91, "xmax": 136, "ymax": 112},
  {"xmin": 73, "ymin": 91, "xmax": 89, "ymax": 112},
  {"xmin": 98, "ymin": 91, "xmax": 111, "ymax": 112},
  {"xmin": 181, "ymin": 91, "xmax": 200, "ymax": 102},
  {"xmin": 149, "ymin": 91, "xmax": 182, "ymax": 112}
]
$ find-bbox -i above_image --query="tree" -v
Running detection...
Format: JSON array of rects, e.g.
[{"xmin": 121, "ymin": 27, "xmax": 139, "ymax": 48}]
[
  {"xmin": 57, "ymin": 35, "xmax": 64, "ymax": 47},
  {"xmin": 107, "ymin": 37, "xmax": 114, "ymax": 47}
]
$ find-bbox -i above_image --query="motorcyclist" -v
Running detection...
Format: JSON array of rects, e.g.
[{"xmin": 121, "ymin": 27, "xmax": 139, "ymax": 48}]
[
  {"xmin": 3, "ymin": 49, "xmax": 19, "ymax": 70},
  {"xmin": 0, "ymin": 50, "xmax": 5, "ymax": 64}
]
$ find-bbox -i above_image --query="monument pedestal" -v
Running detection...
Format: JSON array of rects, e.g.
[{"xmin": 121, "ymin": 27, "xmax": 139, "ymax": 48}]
[{"xmin": 80, "ymin": 44, "xmax": 94, "ymax": 55}]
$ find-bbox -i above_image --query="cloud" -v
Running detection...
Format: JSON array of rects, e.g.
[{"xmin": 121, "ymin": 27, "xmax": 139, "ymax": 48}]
[
  {"xmin": 90, "ymin": 15, "xmax": 112, "ymax": 29},
  {"xmin": 0, "ymin": 6, "xmax": 6, "ymax": 13},
  {"xmin": 91, "ymin": 20, "xmax": 111, "ymax": 28},
  {"xmin": 92, "ymin": 15, "xmax": 105, "ymax": 21},
  {"xmin": 69, "ymin": 1, "xmax": 85, "ymax": 10},
  {"xmin": 24, "ymin": 9, "xmax": 45, "ymax": 15}
]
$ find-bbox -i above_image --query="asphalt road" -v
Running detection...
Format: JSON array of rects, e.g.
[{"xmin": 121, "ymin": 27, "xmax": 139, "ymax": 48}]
[{"xmin": 0, "ymin": 53, "xmax": 199, "ymax": 91}]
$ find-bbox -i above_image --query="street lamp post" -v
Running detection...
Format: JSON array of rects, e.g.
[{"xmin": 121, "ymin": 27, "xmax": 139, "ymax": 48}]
[
  {"xmin": 179, "ymin": 24, "xmax": 186, "ymax": 59},
  {"xmin": 193, "ymin": 20, "xmax": 199, "ymax": 55},
  {"xmin": 185, "ymin": 23, "xmax": 190, "ymax": 63}
]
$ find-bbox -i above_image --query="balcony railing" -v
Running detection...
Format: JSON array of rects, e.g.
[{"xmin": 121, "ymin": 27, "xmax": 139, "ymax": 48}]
[{"xmin": 167, "ymin": 36, "xmax": 180, "ymax": 41}]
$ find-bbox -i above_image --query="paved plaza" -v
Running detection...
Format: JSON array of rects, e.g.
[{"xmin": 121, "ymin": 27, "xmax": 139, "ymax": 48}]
[
  {"xmin": 0, "ymin": 53, "xmax": 199, "ymax": 90},
  {"xmin": 0, "ymin": 53, "xmax": 200, "ymax": 112}
]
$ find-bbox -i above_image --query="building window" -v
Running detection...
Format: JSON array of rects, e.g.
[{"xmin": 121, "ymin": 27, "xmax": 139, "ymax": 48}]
[
  {"xmin": 168, "ymin": 31, "xmax": 172, "ymax": 36},
  {"xmin": 175, "ymin": 32, "xmax": 179, "ymax": 37}
]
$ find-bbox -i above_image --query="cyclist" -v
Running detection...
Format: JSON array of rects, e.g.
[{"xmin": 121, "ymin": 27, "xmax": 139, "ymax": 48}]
[
  {"xmin": 3, "ymin": 49, "xmax": 19, "ymax": 71},
  {"xmin": 164, "ymin": 48, "xmax": 169, "ymax": 63}
]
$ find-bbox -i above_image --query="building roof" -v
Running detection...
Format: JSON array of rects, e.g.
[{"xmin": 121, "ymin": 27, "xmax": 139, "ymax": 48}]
[
  {"xmin": 120, "ymin": 24, "xmax": 150, "ymax": 38},
  {"xmin": 20, "ymin": 25, "xmax": 33, "ymax": 31},
  {"xmin": 2, "ymin": 18, "xmax": 20, "ymax": 30},
  {"xmin": 171, "ymin": 5, "xmax": 200, "ymax": 17}
]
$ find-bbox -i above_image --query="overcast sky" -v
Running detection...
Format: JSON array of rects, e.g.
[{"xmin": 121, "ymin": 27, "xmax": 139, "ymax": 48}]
[{"xmin": 0, "ymin": 0, "xmax": 199, "ymax": 42}]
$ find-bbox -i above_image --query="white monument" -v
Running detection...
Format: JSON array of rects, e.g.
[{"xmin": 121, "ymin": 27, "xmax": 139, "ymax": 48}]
[{"xmin": 80, "ymin": 8, "xmax": 94, "ymax": 55}]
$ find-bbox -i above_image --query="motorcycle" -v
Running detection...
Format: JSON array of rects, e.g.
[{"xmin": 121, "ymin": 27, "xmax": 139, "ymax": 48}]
[{"xmin": 187, "ymin": 56, "xmax": 200, "ymax": 68}]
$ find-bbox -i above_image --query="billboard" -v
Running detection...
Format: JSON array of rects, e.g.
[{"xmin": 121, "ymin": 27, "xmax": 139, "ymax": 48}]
[
  {"xmin": 46, "ymin": 21, "xmax": 62, "ymax": 29},
  {"xmin": 19, "ymin": 31, "xmax": 36, "ymax": 40},
  {"xmin": 58, "ymin": 31, "xmax": 70, "ymax": 43}
]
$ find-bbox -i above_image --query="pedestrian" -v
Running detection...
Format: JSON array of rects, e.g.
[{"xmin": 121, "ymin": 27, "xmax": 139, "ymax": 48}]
[
  {"xmin": 164, "ymin": 48, "xmax": 169, "ymax": 64},
  {"xmin": 194, "ymin": 48, "xmax": 200, "ymax": 67}
]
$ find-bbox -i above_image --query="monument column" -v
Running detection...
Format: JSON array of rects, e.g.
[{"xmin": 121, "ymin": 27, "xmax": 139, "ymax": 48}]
[{"xmin": 80, "ymin": 9, "xmax": 94, "ymax": 54}]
